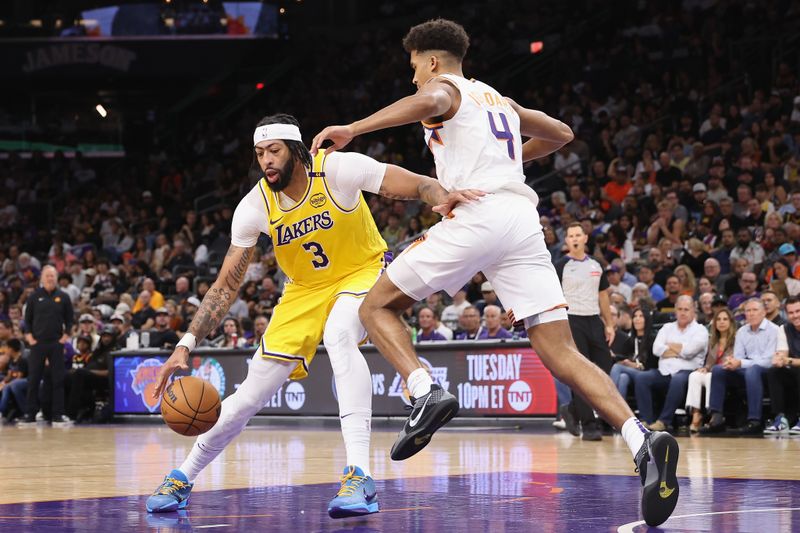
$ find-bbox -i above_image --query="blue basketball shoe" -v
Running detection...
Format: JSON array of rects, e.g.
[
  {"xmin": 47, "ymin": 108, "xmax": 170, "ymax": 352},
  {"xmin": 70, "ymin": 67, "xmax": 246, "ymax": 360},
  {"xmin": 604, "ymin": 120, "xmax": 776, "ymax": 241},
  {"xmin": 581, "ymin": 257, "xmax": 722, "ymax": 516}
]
[
  {"xmin": 146, "ymin": 469, "xmax": 194, "ymax": 513},
  {"xmin": 327, "ymin": 466, "xmax": 379, "ymax": 518}
]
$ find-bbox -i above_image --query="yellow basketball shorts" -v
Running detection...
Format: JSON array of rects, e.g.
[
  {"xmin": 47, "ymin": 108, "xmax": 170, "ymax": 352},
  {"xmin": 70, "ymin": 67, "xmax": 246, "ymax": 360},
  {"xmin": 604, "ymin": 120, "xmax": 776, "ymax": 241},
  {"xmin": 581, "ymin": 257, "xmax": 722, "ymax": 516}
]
[{"xmin": 258, "ymin": 263, "xmax": 382, "ymax": 380}]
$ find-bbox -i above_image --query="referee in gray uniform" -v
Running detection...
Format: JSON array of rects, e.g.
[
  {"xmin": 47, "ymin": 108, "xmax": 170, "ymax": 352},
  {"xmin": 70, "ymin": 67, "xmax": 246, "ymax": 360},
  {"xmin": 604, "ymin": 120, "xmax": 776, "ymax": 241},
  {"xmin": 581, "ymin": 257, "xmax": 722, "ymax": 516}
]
[{"xmin": 554, "ymin": 222, "xmax": 615, "ymax": 441}]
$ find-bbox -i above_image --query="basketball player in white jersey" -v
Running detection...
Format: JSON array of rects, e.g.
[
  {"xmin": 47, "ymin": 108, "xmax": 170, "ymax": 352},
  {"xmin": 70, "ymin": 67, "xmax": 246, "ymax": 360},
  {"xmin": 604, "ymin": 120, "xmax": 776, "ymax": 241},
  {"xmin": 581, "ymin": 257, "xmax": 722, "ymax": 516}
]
[{"xmin": 312, "ymin": 19, "xmax": 679, "ymax": 527}]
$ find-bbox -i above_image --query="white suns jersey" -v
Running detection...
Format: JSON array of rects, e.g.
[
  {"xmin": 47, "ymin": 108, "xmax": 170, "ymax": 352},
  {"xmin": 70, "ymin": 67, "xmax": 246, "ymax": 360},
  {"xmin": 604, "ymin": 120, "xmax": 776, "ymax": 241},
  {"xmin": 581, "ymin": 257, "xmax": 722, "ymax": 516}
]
[{"xmin": 422, "ymin": 73, "xmax": 538, "ymax": 204}]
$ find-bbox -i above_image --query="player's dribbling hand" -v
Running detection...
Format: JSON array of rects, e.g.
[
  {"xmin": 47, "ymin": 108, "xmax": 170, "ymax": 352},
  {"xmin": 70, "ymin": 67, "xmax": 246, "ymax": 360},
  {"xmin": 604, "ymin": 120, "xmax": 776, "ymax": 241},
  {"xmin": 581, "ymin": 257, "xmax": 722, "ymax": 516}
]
[
  {"xmin": 432, "ymin": 189, "xmax": 486, "ymax": 216},
  {"xmin": 153, "ymin": 346, "xmax": 190, "ymax": 399},
  {"xmin": 310, "ymin": 125, "xmax": 355, "ymax": 155}
]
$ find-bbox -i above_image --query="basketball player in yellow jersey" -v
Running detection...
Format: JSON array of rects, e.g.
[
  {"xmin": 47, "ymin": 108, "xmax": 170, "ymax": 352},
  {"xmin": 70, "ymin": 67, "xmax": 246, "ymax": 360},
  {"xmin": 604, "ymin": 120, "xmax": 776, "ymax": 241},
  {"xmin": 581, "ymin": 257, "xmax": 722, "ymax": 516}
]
[
  {"xmin": 312, "ymin": 19, "xmax": 679, "ymax": 527},
  {"xmin": 146, "ymin": 113, "xmax": 482, "ymax": 518}
]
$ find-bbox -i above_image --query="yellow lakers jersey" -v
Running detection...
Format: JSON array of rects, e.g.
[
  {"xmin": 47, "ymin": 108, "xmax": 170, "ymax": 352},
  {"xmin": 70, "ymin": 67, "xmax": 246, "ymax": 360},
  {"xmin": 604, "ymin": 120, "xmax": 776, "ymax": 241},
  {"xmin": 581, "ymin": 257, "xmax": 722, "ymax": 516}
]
[{"xmin": 257, "ymin": 152, "xmax": 387, "ymax": 287}]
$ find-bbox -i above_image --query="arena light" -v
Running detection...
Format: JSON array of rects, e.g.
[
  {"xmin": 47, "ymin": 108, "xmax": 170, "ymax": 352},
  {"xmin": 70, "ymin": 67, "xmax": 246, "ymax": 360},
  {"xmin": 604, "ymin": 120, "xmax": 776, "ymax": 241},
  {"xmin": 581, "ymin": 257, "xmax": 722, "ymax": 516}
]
[
  {"xmin": 255, "ymin": 82, "xmax": 265, "ymax": 90},
  {"xmin": 279, "ymin": 8, "xmax": 286, "ymax": 14},
  {"xmin": 530, "ymin": 41, "xmax": 544, "ymax": 54},
  {"xmin": 95, "ymin": 104, "xmax": 108, "ymax": 118}
]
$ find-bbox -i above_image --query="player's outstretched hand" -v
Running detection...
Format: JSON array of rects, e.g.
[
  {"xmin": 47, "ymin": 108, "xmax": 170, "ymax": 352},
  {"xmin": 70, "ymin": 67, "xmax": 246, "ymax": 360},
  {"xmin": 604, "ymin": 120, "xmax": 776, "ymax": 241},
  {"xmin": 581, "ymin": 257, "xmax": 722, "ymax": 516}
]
[
  {"xmin": 311, "ymin": 125, "xmax": 355, "ymax": 155},
  {"xmin": 153, "ymin": 346, "xmax": 190, "ymax": 399},
  {"xmin": 432, "ymin": 189, "xmax": 486, "ymax": 216}
]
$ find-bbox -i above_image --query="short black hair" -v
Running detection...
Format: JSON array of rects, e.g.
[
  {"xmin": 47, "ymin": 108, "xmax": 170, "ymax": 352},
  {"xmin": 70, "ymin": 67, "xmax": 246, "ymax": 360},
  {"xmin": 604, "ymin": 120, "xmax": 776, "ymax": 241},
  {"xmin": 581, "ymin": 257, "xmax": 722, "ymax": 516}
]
[
  {"xmin": 402, "ymin": 18, "xmax": 470, "ymax": 60},
  {"xmin": 251, "ymin": 113, "xmax": 312, "ymax": 177},
  {"xmin": 6, "ymin": 338, "xmax": 21, "ymax": 353}
]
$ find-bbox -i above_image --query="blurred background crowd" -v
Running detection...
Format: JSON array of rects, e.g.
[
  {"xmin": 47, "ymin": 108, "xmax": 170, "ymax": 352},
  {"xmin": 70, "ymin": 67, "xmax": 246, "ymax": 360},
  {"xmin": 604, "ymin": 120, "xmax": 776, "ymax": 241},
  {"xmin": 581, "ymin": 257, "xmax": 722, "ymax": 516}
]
[{"xmin": 2, "ymin": 0, "xmax": 800, "ymax": 432}]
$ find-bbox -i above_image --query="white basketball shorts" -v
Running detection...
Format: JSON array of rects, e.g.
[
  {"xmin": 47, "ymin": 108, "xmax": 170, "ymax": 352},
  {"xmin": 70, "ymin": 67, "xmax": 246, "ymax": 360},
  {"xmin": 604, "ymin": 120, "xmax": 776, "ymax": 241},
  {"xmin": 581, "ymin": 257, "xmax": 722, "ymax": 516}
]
[{"xmin": 386, "ymin": 190, "xmax": 567, "ymax": 323}]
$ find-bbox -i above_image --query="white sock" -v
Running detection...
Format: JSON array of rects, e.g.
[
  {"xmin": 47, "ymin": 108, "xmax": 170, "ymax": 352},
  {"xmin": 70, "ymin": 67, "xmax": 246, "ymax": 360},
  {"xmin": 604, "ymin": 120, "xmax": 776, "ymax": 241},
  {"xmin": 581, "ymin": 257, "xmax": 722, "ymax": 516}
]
[
  {"xmin": 340, "ymin": 414, "xmax": 372, "ymax": 476},
  {"xmin": 324, "ymin": 296, "xmax": 373, "ymax": 477},
  {"xmin": 621, "ymin": 417, "xmax": 650, "ymax": 459},
  {"xmin": 407, "ymin": 367, "xmax": 433, "ymax": 399},
  {"xmin": 178, "ymin": 354, "xmax": 294, "ymax": 482}
]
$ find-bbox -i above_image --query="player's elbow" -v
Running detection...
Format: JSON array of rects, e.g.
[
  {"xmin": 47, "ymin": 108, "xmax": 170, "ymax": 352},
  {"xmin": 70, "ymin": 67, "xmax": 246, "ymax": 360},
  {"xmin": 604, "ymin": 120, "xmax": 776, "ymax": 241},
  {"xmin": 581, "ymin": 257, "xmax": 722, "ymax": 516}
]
[{"xmin": 559, "ymin": 124, "xmax": 575, "ymax": 144}]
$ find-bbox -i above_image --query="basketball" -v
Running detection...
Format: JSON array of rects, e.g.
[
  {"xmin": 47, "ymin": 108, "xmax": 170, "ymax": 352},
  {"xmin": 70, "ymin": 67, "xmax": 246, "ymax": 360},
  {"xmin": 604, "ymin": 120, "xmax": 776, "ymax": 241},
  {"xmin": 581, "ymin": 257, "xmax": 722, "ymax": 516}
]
[{"xmin": 161, "ymin": 376, "xmax": 221, "ymax": 436}]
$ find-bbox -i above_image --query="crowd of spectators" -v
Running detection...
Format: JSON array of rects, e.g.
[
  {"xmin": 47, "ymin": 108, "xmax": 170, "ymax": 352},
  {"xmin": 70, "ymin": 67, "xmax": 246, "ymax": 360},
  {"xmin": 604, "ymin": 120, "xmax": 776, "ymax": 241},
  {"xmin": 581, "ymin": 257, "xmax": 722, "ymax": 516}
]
[{"xmin": 1, "ymin": 1, "xmax": 800, "ymax": 430}]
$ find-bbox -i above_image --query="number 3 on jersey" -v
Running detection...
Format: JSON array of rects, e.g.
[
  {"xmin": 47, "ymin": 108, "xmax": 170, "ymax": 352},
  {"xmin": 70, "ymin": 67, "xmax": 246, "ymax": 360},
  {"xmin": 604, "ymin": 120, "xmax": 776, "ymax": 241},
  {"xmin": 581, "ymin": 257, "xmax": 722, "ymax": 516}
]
[
  {"xmin": 487, "ymin": 111, "xmax": 515, "ymax": 160},
  {"xmin": 302, "ymin": 241, "xmax": 330, "ymax": 269}
]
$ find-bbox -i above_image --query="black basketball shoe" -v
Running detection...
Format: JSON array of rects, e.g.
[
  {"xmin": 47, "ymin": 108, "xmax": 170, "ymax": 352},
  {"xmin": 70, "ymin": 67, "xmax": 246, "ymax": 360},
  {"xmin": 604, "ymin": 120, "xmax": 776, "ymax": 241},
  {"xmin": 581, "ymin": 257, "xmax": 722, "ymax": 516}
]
[
  {"xmin": 634, "ymin": 431, "xmax": 680, "ymax": 527},
  {"xmin": 390, "ymin": 384, "xmax": 459, "ymax": 461}
]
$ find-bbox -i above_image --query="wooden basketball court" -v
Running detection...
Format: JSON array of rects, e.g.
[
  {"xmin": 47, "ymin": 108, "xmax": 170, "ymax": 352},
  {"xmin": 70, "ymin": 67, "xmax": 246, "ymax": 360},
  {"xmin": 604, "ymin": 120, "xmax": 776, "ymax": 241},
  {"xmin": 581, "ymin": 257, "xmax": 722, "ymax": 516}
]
[{"xmin": 1, "ymin": 422, "xmax": 798, "ymax": 531}]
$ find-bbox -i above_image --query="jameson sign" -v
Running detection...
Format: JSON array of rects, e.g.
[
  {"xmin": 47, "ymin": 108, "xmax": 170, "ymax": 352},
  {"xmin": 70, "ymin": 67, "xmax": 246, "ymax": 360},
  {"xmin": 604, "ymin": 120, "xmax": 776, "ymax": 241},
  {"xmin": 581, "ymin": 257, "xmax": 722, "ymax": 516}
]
[
  {"xmin": 112, "ymin": 341, "xmax": 557, "ymax": 417},
  {"xmin": 22, "ymin": 43, "xmax": 137, "ymax": 73}
]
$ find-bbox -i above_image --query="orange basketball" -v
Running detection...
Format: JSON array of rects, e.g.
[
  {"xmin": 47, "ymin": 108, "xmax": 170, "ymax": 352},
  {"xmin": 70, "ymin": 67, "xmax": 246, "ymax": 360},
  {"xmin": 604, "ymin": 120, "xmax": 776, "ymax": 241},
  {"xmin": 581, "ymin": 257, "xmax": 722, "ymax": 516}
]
[{"xmin": 161, "ymin": 376, "xmax": 221, "ymax": 436}]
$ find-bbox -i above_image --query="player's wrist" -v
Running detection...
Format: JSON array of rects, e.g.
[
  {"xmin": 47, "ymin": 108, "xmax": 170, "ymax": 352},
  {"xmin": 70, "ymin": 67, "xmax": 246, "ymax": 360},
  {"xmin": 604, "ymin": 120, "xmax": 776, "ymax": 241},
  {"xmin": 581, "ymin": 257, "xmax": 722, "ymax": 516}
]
[{"xmin": 177, "ymin": 332, "xmax": 197, "ymax": 353}]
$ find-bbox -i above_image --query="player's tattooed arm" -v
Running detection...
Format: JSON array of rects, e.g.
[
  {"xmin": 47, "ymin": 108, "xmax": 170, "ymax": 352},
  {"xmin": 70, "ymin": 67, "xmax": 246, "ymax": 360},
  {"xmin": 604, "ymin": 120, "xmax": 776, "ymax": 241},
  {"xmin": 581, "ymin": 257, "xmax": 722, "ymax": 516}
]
[
  {"xmin": 379, "ymin": 164, "xmax": 485, "ymax": 216},
  {"xmin": 187, "ymin": 244, "xmax": 255, "ymax": 341}
]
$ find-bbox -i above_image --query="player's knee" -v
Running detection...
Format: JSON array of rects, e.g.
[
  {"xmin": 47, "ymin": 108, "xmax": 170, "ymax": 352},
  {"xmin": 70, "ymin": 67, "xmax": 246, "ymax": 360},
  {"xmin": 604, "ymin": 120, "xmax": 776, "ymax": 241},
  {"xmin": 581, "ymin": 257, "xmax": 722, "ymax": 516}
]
[{"xmin": 323, "ymin": 324, "xmax": 359, "ymax": 354}]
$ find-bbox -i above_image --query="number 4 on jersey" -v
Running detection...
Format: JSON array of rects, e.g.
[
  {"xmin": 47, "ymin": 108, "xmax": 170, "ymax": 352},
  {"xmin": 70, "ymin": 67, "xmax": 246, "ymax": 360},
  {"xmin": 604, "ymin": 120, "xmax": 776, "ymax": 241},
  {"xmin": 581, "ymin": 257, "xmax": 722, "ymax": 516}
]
[{"xmin": 487, "ymin": 111, "xmax": 515, "ymax": 160}]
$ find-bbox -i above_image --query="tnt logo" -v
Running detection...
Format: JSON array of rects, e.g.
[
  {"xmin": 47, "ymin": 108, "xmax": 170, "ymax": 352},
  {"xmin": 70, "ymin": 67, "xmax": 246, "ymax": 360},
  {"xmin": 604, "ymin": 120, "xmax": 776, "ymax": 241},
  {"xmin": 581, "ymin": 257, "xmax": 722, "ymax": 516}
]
[
  {"xmin": 507, "ymin": 380, "xmax": 532, "ymax": 412},
  {"xmin": 129, "ymin": 358, "xmax": 164, "ymax": 413},
  {"xmin": 310, "ymin": 193, "xmax": 327, "ymax": 208},
  {"xmin": 285, "ymin": 381, "xmax": 306, "ymax": 410}
]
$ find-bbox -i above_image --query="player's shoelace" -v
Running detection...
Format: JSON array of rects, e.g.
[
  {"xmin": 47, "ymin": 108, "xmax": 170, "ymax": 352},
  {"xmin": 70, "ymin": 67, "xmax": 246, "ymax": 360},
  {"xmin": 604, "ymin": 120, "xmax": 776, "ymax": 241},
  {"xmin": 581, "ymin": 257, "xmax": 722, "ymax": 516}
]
[
  {"xmin": 155, "ymin": 477, "xmax": 188, "ymax": 496},
  {"xmin": 336, "ymin": 470, "xmax": 366, "ymax": 497}
]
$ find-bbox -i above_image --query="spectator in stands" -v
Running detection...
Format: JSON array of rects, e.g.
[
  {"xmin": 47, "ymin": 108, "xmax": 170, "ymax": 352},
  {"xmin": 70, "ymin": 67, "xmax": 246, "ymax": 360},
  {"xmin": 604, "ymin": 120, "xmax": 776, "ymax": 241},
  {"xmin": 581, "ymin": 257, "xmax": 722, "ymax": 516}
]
[
  {"xmin": 712, "ymin": 228, "xmax": 736, "ymax": 275},
  {"xmin": 110, "ymin": 314, "xmax": 134, "ymax": 348},
  {"xmin": 441, "ymin": 289, "xmax": 470, "ymax": 331},
  {"xmin": 165, "ymin": 239, "xmax": 196, "ymax": 277},
  {"xmin": 66, "ymin": 326, "xmax": 112, "ymax": 423},
  {"xmin": 182, "ymin": 296, "xmax": 201, "ymax": 327},
  {"xmin": 761, "ymin": 290, "xmax": 786, "ymax": 326},
  {"xmin": 173, "ymin": 276, "xmax": 192, "ymax": 303},
  {"xmin": 0, "ymin": 320, "xmax": 12, "ymax": 343},
  {"xmin": 764, "ymin": 297, "xmax": 800, "ymax": 434},
  {"xmin": 58, "ymin": 273, "xmax": 80, "ymax": 304},
  {"xmin": 611, "ymin": 258, "xmax": 637, "ymax": 287},
  {"xmin": 73, "ymin": 314, "xmax": 99, "ymax": 351},
  {"xmin": 703, "ymin": 258, "xmax": 726, "ymax": 295},
  {"xmin": 19, "ymin": 266, "xmax": 73, "ymax": 427},
  {"xmin": 482, "ymin": 305, "xmax": 512, "ymax": 340},
  {"xmin": 475, "ymin": 282, "xmax": 502, "ymax": 314},
  {"xmin": 647, "ymin": 200, "xmax": 684, "ymax": 248},
  {"xmin": 679, "ymin": 239, "xmax": 710, "ymax": 280},
  {"xmin": 417, "ymin": 307, "xmax": 447, "ymax": 342},
  {"xmin": 723, "ymin": 257, "xmax": 750, "ymax": 298},
  {"xmin": 133, "ymin": 278, "xmax": 164, "ymax": 313},
  {"xmin": 728, "ymin": 271, "xmax": 761, "ymax": 317},
  {"xmin": 131, "ymin": 291, "xmax": 157, "ymax": 329},
  {"xmin": 630, "ymin": 282, "xmax": 655, "ymax": 312},
  {"xmin": 454, "ymin": 306, "xmax": 484, "ymax": 340},
  {"xmin": 251, "ymin": 314, "xmax": 269, "ymax": 345},
  {"xmin": 637, "ymin": 264, "xmax": 665, "ymax": 302},
  {"xmin": 686, "ymin": 308, "xmax": 737, "ymax": 432},
  {"xmin": 609, "ymin": 308, "xmax": 656, "ymax": 398},
  {"xmin": 646, "ymin": 247, "xmax": 672, "ymax": 289},
  {"xmin": 656, "ymin": 275, "xmax": 681, "ymax": 313},
  {"xmin": 606, "ymin": 264, "xmax": 632, "ymax": 302},
  {"xmin": 771, "ymin": 258, "xmax": 800, "ymax": 297},
  {"xmin": 674, "ymin": 265, "xmax": 697, "ymax": 297},
  {"xmin": 635, "ymin": 296, "xmax": 707, "ymax": 431},
  {"xmin": 729, "ymin": 228, "xmax": 765, "ymax": 275},
  {"xmin": 147, "ymin": 308, "xmax": 179, "ymax": 349},
  {"xmin": 212, "ymin": 317, "xmax": 247, "ymax": 348},
  {"xmin": 702, "ymin": 299, "xmax": 778, "ymax": 435},
  {"xmin": 0, "ymin": 339, "xmax": 27, "ymax": 422},
  {"xmin": 697, "ymin": 293, "xmax": 716, "ymax": 325}
]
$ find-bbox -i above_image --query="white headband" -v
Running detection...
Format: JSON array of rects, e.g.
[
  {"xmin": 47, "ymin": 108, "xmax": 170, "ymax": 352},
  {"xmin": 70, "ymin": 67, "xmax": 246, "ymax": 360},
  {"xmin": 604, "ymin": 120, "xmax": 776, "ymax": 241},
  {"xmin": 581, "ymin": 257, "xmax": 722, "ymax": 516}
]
[{"xmin": 253, "ymin": 123, "xmax": 302, "ymax": 146}]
